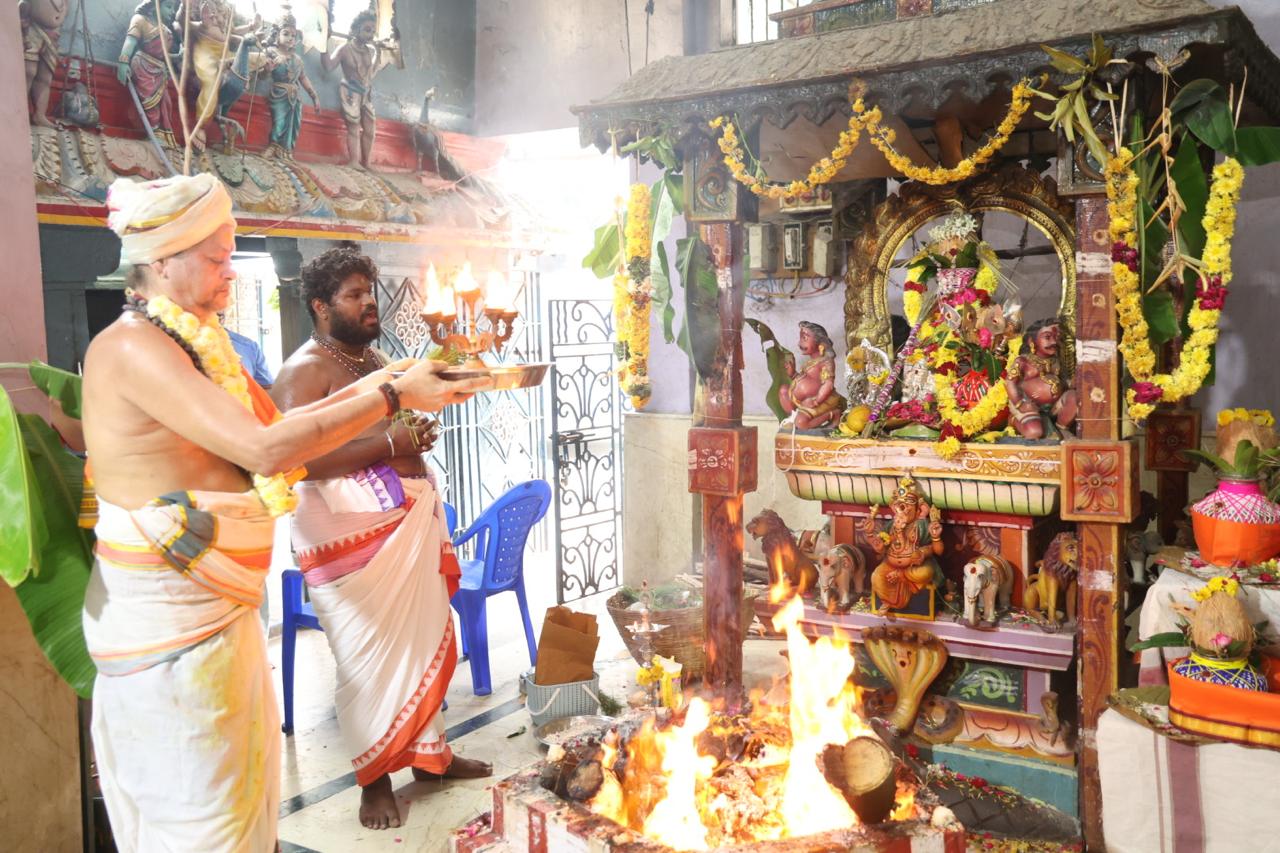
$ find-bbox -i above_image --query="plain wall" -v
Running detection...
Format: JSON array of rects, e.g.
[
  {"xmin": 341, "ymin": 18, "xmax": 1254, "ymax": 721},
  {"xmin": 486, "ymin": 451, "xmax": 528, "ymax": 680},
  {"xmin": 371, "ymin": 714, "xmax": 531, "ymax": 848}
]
[
  {"xmin": 0, "ymin": 5, "xmax": 83, "ymax": 850},
  {"xmin": 474, "ymin": 0, "xmax": 687, "ymax": 136}
]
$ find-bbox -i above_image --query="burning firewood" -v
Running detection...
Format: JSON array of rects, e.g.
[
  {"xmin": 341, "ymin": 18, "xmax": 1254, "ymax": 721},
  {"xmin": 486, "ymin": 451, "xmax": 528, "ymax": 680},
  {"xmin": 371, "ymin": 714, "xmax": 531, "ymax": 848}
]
[
  {"xmin": 818, "ymin": 736, "xmax": 898, "ymax": 825},
  {"xmin": 565, "ymin": 759, "xmax": 605, "ymax": 801}
]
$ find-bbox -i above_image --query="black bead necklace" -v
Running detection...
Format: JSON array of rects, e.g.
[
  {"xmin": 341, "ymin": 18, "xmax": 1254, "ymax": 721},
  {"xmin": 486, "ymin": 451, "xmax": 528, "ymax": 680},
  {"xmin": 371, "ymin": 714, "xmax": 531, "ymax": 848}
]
[{"xmin": 123, "ymin": 291, "xmax": 208, "ymax": 376}]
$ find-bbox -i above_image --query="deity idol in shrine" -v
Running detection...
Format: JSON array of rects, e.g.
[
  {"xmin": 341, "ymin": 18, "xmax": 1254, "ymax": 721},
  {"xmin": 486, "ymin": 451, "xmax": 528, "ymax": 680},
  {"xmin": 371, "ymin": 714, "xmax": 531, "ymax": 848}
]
[
  {"xmin": 861, "ymin": 474, "xmax": 944, "ymax": 613},
  {"xmin": 777, "ymin": 321, "xmax": 847, "ymax": 430},
  {"xmin": 1005, "ymin": 317, "xmax": 1077, "ymax": 439}
]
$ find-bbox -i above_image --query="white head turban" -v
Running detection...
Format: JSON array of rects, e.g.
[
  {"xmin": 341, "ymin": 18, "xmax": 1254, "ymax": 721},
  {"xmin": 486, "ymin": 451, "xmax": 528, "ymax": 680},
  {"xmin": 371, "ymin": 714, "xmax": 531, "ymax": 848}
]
[{"xmin": 107, "ymin": 174, "xmax": 236, "ymax": 265}]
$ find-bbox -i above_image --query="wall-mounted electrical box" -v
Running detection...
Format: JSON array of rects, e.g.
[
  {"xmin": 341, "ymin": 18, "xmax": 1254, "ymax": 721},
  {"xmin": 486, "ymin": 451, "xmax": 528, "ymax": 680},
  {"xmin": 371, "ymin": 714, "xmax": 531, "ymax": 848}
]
[
  {"xmin": 747, "ymin": 223, "xmax": 776, "ymax": 272},
  {"xmin": 782, "ymin": 222, "xmax": 805, "ymax": 270},
  {"xmin": 811, "ymin": 221, "xmax": 838, "ymax": 277}
]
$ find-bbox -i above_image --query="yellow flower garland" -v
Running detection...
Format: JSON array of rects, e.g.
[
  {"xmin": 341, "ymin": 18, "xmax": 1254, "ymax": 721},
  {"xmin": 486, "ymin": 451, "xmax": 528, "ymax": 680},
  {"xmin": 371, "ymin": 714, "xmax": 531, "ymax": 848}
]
[
  {"xmin": 617, "ymin": 183, "xmax": 653, "ymax": 408},
  {"xmin": 930, "ymin": 337, "xmax": 1022, "ymax": 459},
  {"xmin": 1192, "ymin": 575, "xmax": 1241, "ymax": 602},
  {"xmin": 1219, "ymin": 408, "xmax": 1276, "ymax": 428},
  {"xmin": 1105, "ymin": 151, "xmax": 1243, "ymax": 423},
  {"xmin": 143, "ymin": 294, "xmax": 298, "ymax": 516},
  {"xmin": 855, "ymin": 77, "xmax": 1042, "ymax": 186},
  {"xmin": 711, "ymin": 102, "xmax": 877, "ymax": 200}
]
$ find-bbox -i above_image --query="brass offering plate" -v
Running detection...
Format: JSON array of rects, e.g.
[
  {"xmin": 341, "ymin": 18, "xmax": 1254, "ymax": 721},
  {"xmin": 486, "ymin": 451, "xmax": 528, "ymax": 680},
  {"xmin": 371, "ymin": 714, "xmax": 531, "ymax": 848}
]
[{"xmin": 440, "ymin": 362, "xmax": 551, "ymax": 392}]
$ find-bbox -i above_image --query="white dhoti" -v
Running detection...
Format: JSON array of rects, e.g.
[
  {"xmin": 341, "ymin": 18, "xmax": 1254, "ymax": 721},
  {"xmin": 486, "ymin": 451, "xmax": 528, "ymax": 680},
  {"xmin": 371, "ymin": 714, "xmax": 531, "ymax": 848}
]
[
  {"xmin": 292, "ymin": 467, "xmax": 460, "ymax": 785},
  {"xmin": 84, "ymin": 491, "xmax": 280, "ymax": 853}
]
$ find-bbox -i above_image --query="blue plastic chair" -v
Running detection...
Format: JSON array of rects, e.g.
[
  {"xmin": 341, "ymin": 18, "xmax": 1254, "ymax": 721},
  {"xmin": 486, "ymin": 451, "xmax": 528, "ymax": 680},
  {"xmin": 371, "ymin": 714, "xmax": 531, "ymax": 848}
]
[
  {"xmin": 449, "ymin": 480, "xmax": 550, "ymax": 696},
  {"xmin": 280, "ymin": 502, "xmax": 458, "ymax": 734}
]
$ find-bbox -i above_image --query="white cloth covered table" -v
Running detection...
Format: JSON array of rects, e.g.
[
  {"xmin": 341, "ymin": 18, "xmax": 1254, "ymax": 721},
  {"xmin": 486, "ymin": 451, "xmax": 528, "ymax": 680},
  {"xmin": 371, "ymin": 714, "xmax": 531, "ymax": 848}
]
[
  {"xmin": 1099, "ymin": 708, "xmax": 1280, "ymax": 852},
  {"xmin": 1137, "ymin": 568, "xmax": 1280, "ymax": 685}
]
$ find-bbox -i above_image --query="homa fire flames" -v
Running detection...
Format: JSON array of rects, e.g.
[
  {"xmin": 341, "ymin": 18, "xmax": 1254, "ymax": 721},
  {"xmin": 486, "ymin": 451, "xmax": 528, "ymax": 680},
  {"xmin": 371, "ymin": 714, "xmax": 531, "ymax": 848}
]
[{"xmin": 582, "ymin": 589, "xmax": 921, "ymax": 849}]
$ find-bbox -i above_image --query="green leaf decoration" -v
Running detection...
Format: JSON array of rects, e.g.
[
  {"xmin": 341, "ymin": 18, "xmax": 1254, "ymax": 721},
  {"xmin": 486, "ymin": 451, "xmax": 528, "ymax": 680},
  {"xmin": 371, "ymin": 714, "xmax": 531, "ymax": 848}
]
[
  {"xmin": 1236, "ymin": 126, "xmax": 1280, "ymax": 167},
  {"xmin": 582, "ymin": 222, "xmax": 621, "ymax": 280},
  {"xmin": 1180, "ymin": 447, "xmax": 1234, "ymax": 473},
  {"xmin": 1170, "ymin": 81, "xmax": 1236, "ymax": 154},
  {"xmin": 1041, "ymin": 44, "xmax": 1088, "ymax": 74},
  {"xmin": 890, "ymin": 424, "xmax": 941, "ymax": 440},
  {"xmin": 27, "ymin": 362, "xmax": 83, "ymax": 420},
  {"xmin": 13, "ymin": 413, "xmax": 95, "ymax": 697},
  {"xmin": 663, "ymin": 171, "xmax": 685, "ymax": 214},
  {"xmin": 652, "ymin": 241, "xmax": 676, "ymax": 345},
  {"xmin": 675, "ymin": 236, "xmax": 720, "ymax": 380},
  {"xmin": 745, "ymin": 319, "xmax": 793, "ymax": 421},
  {"xmin": 1171, "ymin": 135, "xmax": 1209, "ymax": 260},
  {"xmin": 1141, "ymin": 291, "xmax": 1179, "ymax": 345},
  {"xmin": 1234, "ymin": 439, "xmax": 1260, "ymax": 477},
  {"xmin": 1130, "ymin": 631, "xmax": 1190, "ymax": 652},
  {"xmin": 0, "ymin": 386, "xmax": 47, "ymax": 587}
]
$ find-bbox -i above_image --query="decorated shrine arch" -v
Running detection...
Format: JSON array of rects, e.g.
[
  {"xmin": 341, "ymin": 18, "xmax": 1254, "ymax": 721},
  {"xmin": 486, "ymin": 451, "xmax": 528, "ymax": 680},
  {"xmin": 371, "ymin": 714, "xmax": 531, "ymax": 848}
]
[{"xmin": 844, "ymin": 163, "xmax": 1077, "ymax": 371}]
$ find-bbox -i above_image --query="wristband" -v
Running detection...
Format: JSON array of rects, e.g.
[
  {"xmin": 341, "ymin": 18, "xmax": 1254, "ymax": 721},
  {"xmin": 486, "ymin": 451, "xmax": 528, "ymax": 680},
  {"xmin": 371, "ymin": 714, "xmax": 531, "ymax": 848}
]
[{"xmin": 378, "ymin": 382, "xmax": 401, "ymax": 417}]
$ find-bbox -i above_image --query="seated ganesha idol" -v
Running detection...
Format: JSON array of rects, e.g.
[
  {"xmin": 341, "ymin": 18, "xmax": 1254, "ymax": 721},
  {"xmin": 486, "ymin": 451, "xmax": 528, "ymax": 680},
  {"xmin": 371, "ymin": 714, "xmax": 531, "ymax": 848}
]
[
  {"xmin": 779, "ymin": 321, "xmax": 846, "ymax": 430},
  {"xmin": 1004, "ymin": 317, "xmax": 1077, "ymax": 439},
  {"xmin": 861, "ymin": 475, "xmax": 945, "ymax": 612}
]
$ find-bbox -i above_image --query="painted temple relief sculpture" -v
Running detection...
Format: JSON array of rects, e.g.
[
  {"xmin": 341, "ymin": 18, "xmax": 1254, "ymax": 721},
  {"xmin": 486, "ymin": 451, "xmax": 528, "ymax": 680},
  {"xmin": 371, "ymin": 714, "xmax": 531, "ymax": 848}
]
[
  {"xmin": 264, "ymin": 15, "xmax": 320, "ymax": 159},
  {"xmin": 1006, "ymin": 316, "xmax": 1078, "ymax": 440},
  {"xmin": 321, "ymin": 9, "xmax": 402, "ymax": 170},
  {"xmin": 19, "ymin": 0, "xmax": 69, "ymax": 128},
  {"xmin": 118, "ymin": 0, "xmax": 181, "ymax": 148},
  {"xmin": 188, "ymin": 0, "xmax": 266, "ymax": 148},
  {"xmin": 860, "ymin": 475, "xmax": 944, "ymax": 616},
  {"xmin": 778, "ymin": 321, "xmax": 847, "ymax": 430}
]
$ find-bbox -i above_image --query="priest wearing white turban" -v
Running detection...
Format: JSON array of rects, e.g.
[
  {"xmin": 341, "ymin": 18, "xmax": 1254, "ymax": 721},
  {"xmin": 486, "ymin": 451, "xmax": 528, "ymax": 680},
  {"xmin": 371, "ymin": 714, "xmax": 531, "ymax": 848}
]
[{"xmin": 81, "ymin": 174, "xmax": 491, "ymax": 852}]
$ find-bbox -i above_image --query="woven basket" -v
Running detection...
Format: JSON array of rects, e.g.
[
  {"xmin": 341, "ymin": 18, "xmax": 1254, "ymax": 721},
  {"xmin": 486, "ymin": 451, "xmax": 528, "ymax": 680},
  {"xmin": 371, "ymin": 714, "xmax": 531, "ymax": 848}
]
[
  {"xmin": 606, "ymin": 591, "xmax": 757, "ymax": 680},
  {"xmin": 526, "ymin": 671, "xmax": 601, "ymax": 727}
]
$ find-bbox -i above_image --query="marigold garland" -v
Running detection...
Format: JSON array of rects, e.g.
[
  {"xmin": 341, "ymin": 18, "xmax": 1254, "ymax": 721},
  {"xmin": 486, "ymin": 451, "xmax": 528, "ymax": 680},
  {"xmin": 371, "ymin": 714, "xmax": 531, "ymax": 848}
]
[
  {"xmin": 143, "ymin": 294, "xmax": 298, "ymax": 516},
  {"xmin": 930, "ymin": 337, "xmax": 1022, "ymax": 459},
  {"xmin": 615, "ymin": 184, "xmax": 654, "ymax": 408},
  {"xmin": 854, "ymin": 77, "xmax": 1042, "ymax": 186},
  {"xmin": 711, "ymin": 101, "xmax": 878, "ymax": 200},
  {"xmin": 1105, "ymin": 150, "xmax": 1243, "ymax": 423}
]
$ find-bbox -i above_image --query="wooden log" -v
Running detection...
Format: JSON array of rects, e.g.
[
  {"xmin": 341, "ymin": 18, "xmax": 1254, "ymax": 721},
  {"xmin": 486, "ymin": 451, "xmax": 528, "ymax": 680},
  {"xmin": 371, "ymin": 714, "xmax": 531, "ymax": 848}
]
[
  {"xmin": 818, "ymin": 736, "xmax": 897, "ymax": 825},
  {"xmin": 565, "ymin": 760, "xmax": 605, "ymax": 802}
]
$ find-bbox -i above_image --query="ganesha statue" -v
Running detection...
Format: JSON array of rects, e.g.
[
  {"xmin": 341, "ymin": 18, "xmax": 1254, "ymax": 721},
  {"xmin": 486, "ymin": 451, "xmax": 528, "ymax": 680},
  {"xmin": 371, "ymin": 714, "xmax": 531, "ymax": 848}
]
[
  {"xmin": 860, "ymin": 474, "xmax": 945, "ymax": 616},
  {"xmin": 778, "ymin": 321, "xmax": 846, "ymax": 431},
  {"xmin": 1005, "ymin": 317, "xmax": 1077, "ymax": 440}
]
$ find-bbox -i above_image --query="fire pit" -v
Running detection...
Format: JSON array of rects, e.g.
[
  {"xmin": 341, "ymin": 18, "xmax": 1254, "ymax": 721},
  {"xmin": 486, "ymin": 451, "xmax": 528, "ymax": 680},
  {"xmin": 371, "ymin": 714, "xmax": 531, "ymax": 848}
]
[{"xmin": 451, "ymin": 595, "xmax": 968, "ymax": 852}]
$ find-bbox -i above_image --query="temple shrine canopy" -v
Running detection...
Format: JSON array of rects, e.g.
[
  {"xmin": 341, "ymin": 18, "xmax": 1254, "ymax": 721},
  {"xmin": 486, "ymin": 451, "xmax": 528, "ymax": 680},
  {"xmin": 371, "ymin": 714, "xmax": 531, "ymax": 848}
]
[{"xmin": 574, "ymin": 0, "xmax": 1280, "ymax": 168}]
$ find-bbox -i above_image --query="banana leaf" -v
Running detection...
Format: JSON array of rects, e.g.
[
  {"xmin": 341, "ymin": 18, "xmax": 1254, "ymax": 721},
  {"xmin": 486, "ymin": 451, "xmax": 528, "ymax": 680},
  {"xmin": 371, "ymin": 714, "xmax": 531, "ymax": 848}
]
[
  {"xmin": 0, "ymin": 386, "xmax": 46, "ymax": 586},
  {"xmin": 1171, "ymin": 80, "xmax": 1236, "ymax": 154},
  {"xmin": 14, "ymin": 413, "xmax": 94, "ymax": 697},
  {"xmin": 27, "ymin": 362, "xmax": 83, "ymax": 420},
  {"xmin": 583, "ymin": 222, "xmax": 621, "ymax": 280},
  {"xmin": 1236, "ymin": 126, "xmax": 1280, "ymax": 167},
  {"xmin": 649, "ymin": 177, "xmax": 678, "ymax": 344},
  {"xmin": 1170, "ymin": 135, "xmax": 1208, "ymax": 261},
  {"xmin": 675, "ymin": 235, "xmax": 720, "ymax": 380},
  {"xmin": 745, "ymin": 319, "xmax": 793, "ymax": 421}
]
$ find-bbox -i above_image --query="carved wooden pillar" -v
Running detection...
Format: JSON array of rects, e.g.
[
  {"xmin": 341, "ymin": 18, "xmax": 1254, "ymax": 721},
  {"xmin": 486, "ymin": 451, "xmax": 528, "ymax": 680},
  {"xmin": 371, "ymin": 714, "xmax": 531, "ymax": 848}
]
[
  {"xmin": 1066, "ymin": 194, "xmax": 1138, "ymax": 849},
  {"xmin": 683, "ymin": 139, "xmax": 756, "ymax": 698},
  {"xmin": 689, "ymin": 222, "xmax": 755, "ymax": 698},
  {"xmin": 1145, "ymin": 408, "xmax": 1202, "ymax": 543}
]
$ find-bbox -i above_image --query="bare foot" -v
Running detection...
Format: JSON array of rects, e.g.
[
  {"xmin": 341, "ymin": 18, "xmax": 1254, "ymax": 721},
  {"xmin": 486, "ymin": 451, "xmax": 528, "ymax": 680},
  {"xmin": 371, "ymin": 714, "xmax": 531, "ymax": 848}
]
[
  {"xmin": 358, "ymin": 774, "xmax": 402, "ymax": 830},
  {"xmin": 412, "ymin": 754, "xmax": 493, "ymax": 781}
]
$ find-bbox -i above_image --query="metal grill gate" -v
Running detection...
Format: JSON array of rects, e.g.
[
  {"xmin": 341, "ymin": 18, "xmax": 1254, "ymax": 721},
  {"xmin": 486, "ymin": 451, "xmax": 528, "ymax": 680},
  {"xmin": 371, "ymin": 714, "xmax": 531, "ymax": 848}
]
[{"xmin": 549, "ymin": 299, "xmax": 624, "ymax": 603}]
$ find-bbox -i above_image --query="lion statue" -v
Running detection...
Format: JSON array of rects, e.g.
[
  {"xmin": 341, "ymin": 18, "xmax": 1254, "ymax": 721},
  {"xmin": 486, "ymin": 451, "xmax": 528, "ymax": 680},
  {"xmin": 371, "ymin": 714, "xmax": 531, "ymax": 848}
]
[
  {"xmin": 746, "ymin": 509, "xmax": 819, "ymax": 594},
  {"xmin": 1024, "ymin": 532, "xmax": 1079, "ymax": 627}
]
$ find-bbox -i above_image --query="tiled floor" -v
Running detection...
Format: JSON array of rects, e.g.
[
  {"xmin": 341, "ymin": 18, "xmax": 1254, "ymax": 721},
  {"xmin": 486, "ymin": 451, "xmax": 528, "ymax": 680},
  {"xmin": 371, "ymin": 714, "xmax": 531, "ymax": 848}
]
[{"xmin": 269, "ymin": 547, "xmax": 787, "ymax": 853}]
